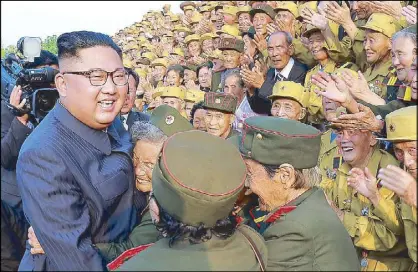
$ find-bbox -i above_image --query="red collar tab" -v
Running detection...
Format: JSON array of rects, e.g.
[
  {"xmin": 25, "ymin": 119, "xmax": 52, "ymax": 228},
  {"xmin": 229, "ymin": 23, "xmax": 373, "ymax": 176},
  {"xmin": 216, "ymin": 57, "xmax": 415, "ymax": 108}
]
[
  {"xmin": 265, "ymin": 206, "xmax": 297, "ymax": 223},
  {"xmin": 107, "ymin": 243, "xmax": 154, "ymax": 271}
]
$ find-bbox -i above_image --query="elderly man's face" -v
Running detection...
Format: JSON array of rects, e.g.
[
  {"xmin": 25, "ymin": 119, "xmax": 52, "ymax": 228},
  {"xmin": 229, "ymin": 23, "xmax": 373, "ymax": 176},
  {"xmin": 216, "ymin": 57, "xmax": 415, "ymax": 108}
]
[
  {"xmin": 205, "ymin": 109, "xmax": 233, "ymax": 138},
  {"xmin": 252, "ymin": 13, "xmax": 272, "ymax": 36},
  {"xmin": 121, "ymin": 75, "xmax": 137, "ymax": 114},
  {"xmin": 336, "ymin": 129, "xmax": 377, "ymax": 168},
  {"xmin": 351, "ymin": 1, "xmax": 373, "ymax": 20},
  {"xmin": 162, "ymin": 97, "xmax": 184, "ymax": 111},
  {"xmin": 271, "ymin": 98, "xmax": 305, "ymax": 121},
  {"xmin": 198, "ymin": 66, "xmax": 212, "ymax": 88},
  {"xmin": 322, "ymin": 96, "xmax": 342, "ymax": 121},
  {"xmin": 184, "ymin": 69, "xmax": 197, "ymax": 82},
  {"xmin": 185, "ymin": 101, "xmax": 195, "ymax": 120},
  {"xmin": 166, "ymin": 70, "xmax": 182, "ymax": 87},
  {"xmin": 153, "ymin": 65, "xmax": 167, "ymax": 81},
  {"xmin": 267, "ymin": 33, "xmax": 293, "ymax": 69},
  {"xmin": 202, "ymin": 39, "xmax": 214, "ymax": 54},
  {"xmin": 133, "ymin": 140, "xmax": 162, "ymax": 192},
  {"xmin": 238, "ymin": 13, "xmax": 252, "ymax": 32},
  {"xmin": 391, "ymin": 36, "xmax": 416, "ymax": 82},
  {"xmin": 364, "ymin": 30, "xmax": 391, "ymax": 65},
  {"xmin": 177, "ymin": 32, "xmax": 187, "ymax": 44},
  {"xmin": 308, "ymin": 32, "xmax": 328, "ymax": 62},
  {"xmin": 222, "ymin": 49, "xmax": 241, "ymax": 69},
  {"xmin": 275, "ymin": 10, "xmax": 294, "ymax": 27},
  {"xmin": 224, "ymin": 75, "xmax": 244, "ymax": 102},
  {"xmin": 193, "ymin": 108, "xmax": 207, "ymax": 131},
  {"xmin": 188, "ymin": 41, "xmax": 201, "ymax": 57},
  {"xmin": 393, "ymin": 141, "xmax": 417, "ymax": 179},
  {"xmin": 406, "ymin": 59, "xmax": 417, "ymax": 100},
  {"xmin": 57, "ymin": 47, "xmax": 128, "ymax": 130}
]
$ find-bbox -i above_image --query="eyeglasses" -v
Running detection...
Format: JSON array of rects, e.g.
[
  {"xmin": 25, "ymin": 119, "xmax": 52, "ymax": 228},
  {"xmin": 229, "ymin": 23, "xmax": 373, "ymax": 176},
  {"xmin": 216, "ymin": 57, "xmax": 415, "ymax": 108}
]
[{"xmin": 62, "ymin": 68, "xmax": 129, "ymax": 86}]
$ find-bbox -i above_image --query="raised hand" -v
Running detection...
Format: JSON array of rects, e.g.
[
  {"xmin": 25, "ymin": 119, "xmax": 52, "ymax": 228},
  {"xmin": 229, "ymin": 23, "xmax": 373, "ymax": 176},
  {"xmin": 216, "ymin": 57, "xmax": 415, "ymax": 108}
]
[
  {"xmin": 402, "ymin": 5, "xmax": 417, "ymax": 25},
  {"xmin": 301, "ymin": 8, "xmax": 328, "ymax": 31},
  {"xmin": 332, "ymin": 103, "xmax": 383, "ymax": 132},
  {"xmin": 253, "ymin": 34, "xmax": 267, "ymax": 53},
  {"xmin": 311, "ymin": 71, "xmax": 349, "ymax": 104},
  {"xmin": 347, "ymin": 167, "xmax": 380, "ymax": 205},
  {"xmin": 324, "ymin": 1, "xmax": 352, "ymax": 26}
]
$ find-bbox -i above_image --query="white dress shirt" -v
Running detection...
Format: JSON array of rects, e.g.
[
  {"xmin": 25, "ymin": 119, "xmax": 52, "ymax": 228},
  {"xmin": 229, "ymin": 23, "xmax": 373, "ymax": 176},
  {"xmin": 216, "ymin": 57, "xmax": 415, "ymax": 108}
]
[{"xmin": 274, "ymin": 57, "xmax": 295, "ymax": 80}]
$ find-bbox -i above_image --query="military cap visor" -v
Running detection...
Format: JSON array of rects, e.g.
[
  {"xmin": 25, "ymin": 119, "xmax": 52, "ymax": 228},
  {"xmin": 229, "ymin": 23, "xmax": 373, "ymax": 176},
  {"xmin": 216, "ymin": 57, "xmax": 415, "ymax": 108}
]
[
  {"xmin": 376, "ymin": 106, "xmax": 417, "ymax": 142},
  {"xmin": 249, "ymin": 4, "xmax": 276, "ymax": 20}
]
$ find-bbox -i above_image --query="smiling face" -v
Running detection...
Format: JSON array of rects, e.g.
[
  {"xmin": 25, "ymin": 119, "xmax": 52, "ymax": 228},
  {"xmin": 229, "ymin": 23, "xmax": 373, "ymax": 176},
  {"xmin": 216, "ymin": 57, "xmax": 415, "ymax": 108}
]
[
  {"xmin": 188, "ymin": 41, "xmax": 202, "ymax": 57},
  {"xmin": 391, "ymin": 36, "xmax": 416, "ymax": 82},
  {"xmin": 267, "ymin": 32, "xmax": 293, "ymax": 69},
  {"xmin": 193, "ymin": 108, "xmax": 207, "ymax": 131},
  {"xmin": 406, "ymin": 59, "xmax": 417, "ymax": 100},
  {"xmin": 270, "ymin": 98, "xmax": 305, "ymax": 121},
  {"xmin": 252, "ymin": 12, "xmax": 272, "ymax": 36},
  {"xmin": 222, "ymin": 49, "xmax": 241, "ymax": 69},
  {"xmin": 336, "ymin": 129, "xmax": 377, "ymax": 168},
  {"xmin": 133, "ymin": 140, "xmax": 163, "ymax": 192},
  {"xmin": 238, "ymin": 13, "xmax": 252, "ymax": 32},
  {"xmin": 121, "ymin": 75, "xmax": 137, "ymax": 114},
  {"xmin": 364, "ymin": 30, "xmax": 391, "ymax": 65},
  {"xmin": 166, "ymin": 69, "xmax": 182, "ymax": 87},
  {"xmin": 204, "ymin": 109, "xmax": 234, "ymax": 138},
  {"xmin": 308, "ymin": 31, "xmax": 328, "ymax": 62},
  {"xmin": 198, "ymin": 66, "xmax": 212, "ymax": 88},
  {"xmin": 56, "ymin": 46, "xmax": 128, "ymax": 130},
  {"xmin": 394, "ymin": 141, "xmax": 417, "ymax": 179}
]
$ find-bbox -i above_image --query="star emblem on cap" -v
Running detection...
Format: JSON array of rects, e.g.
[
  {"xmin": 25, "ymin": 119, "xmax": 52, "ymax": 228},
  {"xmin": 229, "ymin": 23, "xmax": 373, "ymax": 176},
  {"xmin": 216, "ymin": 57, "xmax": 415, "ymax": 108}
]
[
  {"xmin": 215, "ymin": 98, "xmax": 221, "ymax": 104},
  {"xmin": 389, "ymin": 123, "xmax": 395, "ymax": 132},
  {"xmin": 165, "ymin": 115, "xmax": 175, "ymax": 125}
]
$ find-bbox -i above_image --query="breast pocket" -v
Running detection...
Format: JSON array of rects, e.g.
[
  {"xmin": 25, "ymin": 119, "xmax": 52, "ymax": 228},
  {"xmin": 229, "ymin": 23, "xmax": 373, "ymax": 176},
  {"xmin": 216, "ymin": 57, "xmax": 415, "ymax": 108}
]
[{"xmin": 94, "ymin": 171, "xmax": 129, "ymax": 203}]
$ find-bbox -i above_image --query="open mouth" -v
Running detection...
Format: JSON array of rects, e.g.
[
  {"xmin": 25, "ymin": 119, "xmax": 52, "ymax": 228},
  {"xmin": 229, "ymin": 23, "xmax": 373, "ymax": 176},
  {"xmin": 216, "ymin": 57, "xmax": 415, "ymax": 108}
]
[
  {"xmin": 98, "ymin": 100, "xmax": 115, "ymax": 110},
  {"xmin": 341, "ymin": 146, "xmax": 354, "ymax": 153}
]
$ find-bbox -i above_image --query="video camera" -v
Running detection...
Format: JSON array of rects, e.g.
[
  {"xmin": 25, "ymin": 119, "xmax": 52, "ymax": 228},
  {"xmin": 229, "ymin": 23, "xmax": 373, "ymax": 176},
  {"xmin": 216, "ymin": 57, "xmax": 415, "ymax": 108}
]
[{"xmin": 1, "ymin": 37, "xmax": 59, "ymax": 124}]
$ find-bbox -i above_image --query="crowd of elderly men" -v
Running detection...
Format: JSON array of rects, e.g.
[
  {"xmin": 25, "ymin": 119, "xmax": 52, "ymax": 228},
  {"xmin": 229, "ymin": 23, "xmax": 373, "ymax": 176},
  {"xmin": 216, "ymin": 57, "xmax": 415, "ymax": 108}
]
[{"xmin": 2, "ymin": 0, "xmax": 417, "ymax": 271}]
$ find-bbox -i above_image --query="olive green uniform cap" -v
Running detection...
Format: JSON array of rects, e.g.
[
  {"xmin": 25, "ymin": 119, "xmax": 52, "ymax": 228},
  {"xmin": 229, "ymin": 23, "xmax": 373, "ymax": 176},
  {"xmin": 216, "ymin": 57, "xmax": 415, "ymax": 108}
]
[
  {"xmin": 150, "ymin": 104, "xmax": 194, "ymax": 137},
  {"xmin": 249, "ymin": 3, "xmax": 276, "ymax": 20},
  {"xmin": 203, "ymin": 92, "xmax": 238, "ymax": 114},
  {"xmin": 152, "ymin": 130, "xmax": 246, "ymax": 227},
  {"xmin": 218, "ymin": 37, "xmax": 245, "ymax": 53},
  {"xmin": 229, "ymin": 116, "xmax": 321, "ymax": 168},
  {"xmin": 377, "ymin": 106, "xmax": 417, "ymax": 142}
]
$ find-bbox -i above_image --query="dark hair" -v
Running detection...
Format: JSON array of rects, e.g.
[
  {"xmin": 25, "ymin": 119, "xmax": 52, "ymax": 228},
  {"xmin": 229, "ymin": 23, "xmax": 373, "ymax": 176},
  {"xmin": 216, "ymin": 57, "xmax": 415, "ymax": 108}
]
[
  {"xmin": 263, "ymin": 164, "xmax": 306, "ymax": 190},
  {"xmin": 190, "ymin": 101, "xmax": 205, "ymax": 124},
  {"xmin": 167, "ymin": 64, "xmax": 185, "ymax": 79},
  {"xmin": 125, "ymin": 67, "xmax": 140, "ymax": 90},
  {"xmin": 57, "ymin": 31, "xmax": 122, "ymax": 60},
  {"xmin": 23, "ymin": 50, "xmax": 59, "ymax": 69},
  {"xmin": 155, "ymin": 205, "xmax": 237, "ymax": 247},
  {"xmin": 196, "ymin": 61, "xmax": 213, "ymax": 76}
]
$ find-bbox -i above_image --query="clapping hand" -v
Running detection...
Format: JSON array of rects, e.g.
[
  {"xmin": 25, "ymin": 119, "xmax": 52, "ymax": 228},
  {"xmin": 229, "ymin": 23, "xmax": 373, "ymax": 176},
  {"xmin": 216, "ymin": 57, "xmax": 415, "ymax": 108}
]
[
  {"xmin": 301, "ymin": 8, "xmax": 328, "ymax": 31},
  {"xmin": 324, "ymin": 1, "xmax": 352, "ymax": 27},
  {"xmin": 347, "ymin": 167, "xmax": 380, "ymax": 205},
  {"xmin": 331, "ymin": 103, "xmax": 383, "ymax": 132},
  {"xmin": 253, "ymin": 34, "xmax": 267, "ymax": 52},
  {"xmin": 311, "ymin": 71, "xmax": 351, "ymax": 105}
]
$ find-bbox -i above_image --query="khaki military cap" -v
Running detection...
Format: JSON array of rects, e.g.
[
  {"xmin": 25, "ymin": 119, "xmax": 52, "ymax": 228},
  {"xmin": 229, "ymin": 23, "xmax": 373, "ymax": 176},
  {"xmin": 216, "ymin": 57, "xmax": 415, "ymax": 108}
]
[
  {"xmin": 170, "ymin": 47, "xmax": 185, "ymax": 57},
  {"xmin": 136, "ymin": 58, "xmax": 151, "ymax": 65},
  {"xmin": 230, "ymin": 116, "xmax": 321, "ymax": 168},
  {"xmin": 150, "ymin": 104, "xmax": 194, "ymax": 136},
  {"xmin": 199, "ymin": 5, "xmax": 214, "ymax": 13},
  {"xmin": 207, "ymin": 49, "xmax": 223, "ymax": 60},
  {"xmin": 377, "ymin": 106, "xmax": 417, "ymax": 142},
  {"xmin": 190, "ymin": 13, "xmax": 204, "ymax": 24},
  {"xmin": 200, "ymin": 32, "xmax": 218, "ymax": 42},
  {"xmin": 141, "ymin": 21, "xmax": 151, "ymax": 26},
  {"xmin": 185, "ymin": 89, "xmax": 206, "ymax": 103},
  {"xmin": 360, "ymin": 13, "xmax": 401, "ymax": 38},
  {"xmin": 142, "ymin": 52, "xmax": 157, "ymax": 61},
  {"xmin": 218, "ymin": 37, "xmax": 245, "ymax": 53},
  {"xmin": 217, "ymin": 24, "xmax": 241, "ymax": 37},
  {"xmin": 173, "ymin": 25, "xmax": 193, "ymax": 34},
  {"xmin": 221, "ymin": 5, "xmax": 239, "ymax": 16},
  {"xmin": 203, "ymin": 92, "xmax": 237, "ymax": 114},
  {"xmin": 153, "ymin": 130, "xmax": 246, "ymax": 227},
  {"xmin": 274, "ymin": 1, "xmax": 299, "ymax": 18},
  {"xmin": 161, "ymin": 86, "xmax": 186, "ymax": 100},
  {"xmin": 123, "ymin": 59, "xmax": 133, "ymax": 68},
  {"xmin": 184, "ymin": 34, "xmax": 201, "ymax": 44},
  {"xmin": 163, "ymin": 31, "xmax": 174, "ymax": 37},
  {"xmin": 236, "ymin": 6, "xmax": 252, "ymax": 17},
  {"xmin": 180, "ymin": 1, "xmax": 196, "ymax": 11},
  {"xmin": 249, "ymin": 3, "xmax": 276, "ymax": 20},
  {"xmin": 268, "ymin": 81, "xmax": 309, "ymax": 108},
  {"xmin": 134, "ymin": 68, "xmax": 147, "ymax": 78},
  {"xmin": 152, "ymin": 89, "xmax": 164, "ymax": 100},
  {"xmin": 170, "ymin": 14, "xmax": 180, "ymax": 22},
  {"xmin": 150, "ymin": 58, "xmax": 169, "ymax": 68}
]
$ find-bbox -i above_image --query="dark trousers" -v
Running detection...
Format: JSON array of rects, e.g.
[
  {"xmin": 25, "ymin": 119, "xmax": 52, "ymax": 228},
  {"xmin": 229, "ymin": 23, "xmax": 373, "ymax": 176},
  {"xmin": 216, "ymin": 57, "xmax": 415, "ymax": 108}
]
[{"xmin": 1, "ymin": 200, "xmax": 29, "ymax": 271}]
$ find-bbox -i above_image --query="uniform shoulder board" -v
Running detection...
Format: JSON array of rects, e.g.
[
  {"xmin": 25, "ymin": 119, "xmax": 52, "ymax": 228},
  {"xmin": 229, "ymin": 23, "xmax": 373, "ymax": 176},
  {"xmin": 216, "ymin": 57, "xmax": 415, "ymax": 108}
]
[{"xmin": 338, "ymin": 62, "xmax": 353, "ymax": 69}]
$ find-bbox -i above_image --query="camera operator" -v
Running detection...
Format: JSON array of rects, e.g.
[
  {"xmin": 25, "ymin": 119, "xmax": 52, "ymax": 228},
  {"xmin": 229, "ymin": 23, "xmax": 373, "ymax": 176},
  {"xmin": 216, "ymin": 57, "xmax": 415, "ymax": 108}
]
[{"xmin": 1, "ymin": 50, "xmax": 58, "ymax": 271}]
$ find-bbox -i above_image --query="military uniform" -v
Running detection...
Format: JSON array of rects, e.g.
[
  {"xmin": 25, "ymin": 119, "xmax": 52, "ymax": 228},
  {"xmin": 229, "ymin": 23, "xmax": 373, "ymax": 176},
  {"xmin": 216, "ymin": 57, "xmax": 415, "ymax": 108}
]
[
  {"xmin": 320, "ymin": 147, "xmax": 413, "ymax": 271},
  {"xmin": 318, "ymin": 129, "xmax": 342, "ymax": 181},
  {"xmin": 229, "ymin": 116, "xmax": 360, "ymax": 271},
  {"xmin": 160, "ymin": 86, "xmax": 189, "ymax": 119},
  {"xmin": 117, "ymin": 130, "xmax": 268, "ymax": 271}
]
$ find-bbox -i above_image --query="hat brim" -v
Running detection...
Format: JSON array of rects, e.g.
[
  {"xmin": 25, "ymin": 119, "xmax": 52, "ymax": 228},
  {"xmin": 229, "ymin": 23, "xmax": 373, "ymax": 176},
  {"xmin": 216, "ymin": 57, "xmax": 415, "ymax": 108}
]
[
  {"xmin": 376, "ymin": 136, "xmax": 417, "ymax": 142},
  {"xmin": 359, "ymin": 25, "xmax": 389, "ymax": 37},
  {"xmin": 302, "ymin": 27, "xmax": 321, "ymax": 38},
  {"xmin": 249, "ymin": 8, "xmax": 274, "ymax": 19}
]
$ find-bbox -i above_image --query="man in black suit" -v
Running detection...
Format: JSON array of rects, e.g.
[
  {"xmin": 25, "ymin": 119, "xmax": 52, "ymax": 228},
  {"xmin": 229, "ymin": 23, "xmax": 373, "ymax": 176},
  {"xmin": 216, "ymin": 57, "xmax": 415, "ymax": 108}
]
[
  {"xmin": 120, "ymin": 68, "xmax": 150, "ymax": 131},
  {"xmin": 242, "ymin": 31, "xmax": 308, "ymax": 115}
]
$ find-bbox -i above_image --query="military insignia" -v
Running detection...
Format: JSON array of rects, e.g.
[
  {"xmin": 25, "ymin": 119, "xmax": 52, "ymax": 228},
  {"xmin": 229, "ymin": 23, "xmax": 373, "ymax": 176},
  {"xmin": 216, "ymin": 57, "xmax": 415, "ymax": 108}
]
[
  {"xmin": 215, "ymin": 98, "xmax": 221, "ymax": 104},
  {"xmin": 361, "ymin": 207, "xmax": 369, "ymax": 216},
  {"xmin": 369, "ymin": 82, "xmax": 382, "ymax": 96},
  {"xmin": 389, "ymin": 123, "xmax": 395, "ymax": 132},
  {"xmin": 326, "ymin": 168, "xmax": 337, "ymax": 180},
  {"xmin": 165, "ymin": 115, "xmax": 175, "ymax": 125},
  {"xmin": 361, "ymin": 258, "xmax": 368, "ymax": 268},
  {"xmin": 225, "ymin": 41, "xmax": 230, "ymax": 46}
]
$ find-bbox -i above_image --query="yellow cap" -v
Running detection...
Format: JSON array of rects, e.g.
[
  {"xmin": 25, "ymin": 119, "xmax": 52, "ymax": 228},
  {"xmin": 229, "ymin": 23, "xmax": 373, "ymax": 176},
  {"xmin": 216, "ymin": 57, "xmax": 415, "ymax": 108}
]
[
  {"xmin": 185, "ymin": 34, "xmax": 201, "ymax": 44},
  {"xmin": 161, "ymin": 86, "xmax": 186, "ymax": 100},
  {"xmin": 123, "ymin": 58, "xmax": 134, "ymax": 68},
  {"xmin": 275, "ymin": 1, "xmax": 299, "ymax": 18},
  {"xmin": 170, "ymin": 47, "xmax": 185, "ymax": 57},
  {"xmin": 185, "ymin": 89, "xmax": 206, "ymax": 102},
  {"xmin": 217, "ymin": 24, "xmax": 240, "ymax": 37},
  {"xmin": 152, "ymin": 89, "xmax": 164, "ymax": 100},
  {"xmin": 297, "ymin": 1, "xmax": 317, "ymax": 18},
  {"xmin": 303, "ymin": 19, "xmax": 339, "ymax": 38},
  {"xmin": 360, "ymin": 13, "xmax": 401, "ymax": 38},
  {"xmin": 162, "ymin": 50, "xmax": 169, "ymax": 57},
  {"xmin": 141, "ymin": 21, "xmax": 151, "ymax": 26},
  {"xmin": 199, "ymin": 5, "xmax": 214, "ymax": 13},
  {"xmin": 163, "ymin": 31, "xmax": 174, "ymax": 37},
  {"xmin": 174, "ymin": 26, "xmax": 193, "ymax": 34},
  {"xmin": 142, "ymin": 52, "xmax": 157, "ymax": 61},
  {"xmin": 378, "ymin": 106, "xmax": 417, "ymax": 141},
  {"xmin": 171, "ymin": 14, "xmax": 180, "ymax": 22},
  {"xmin": 151, "ymin": 58, "xmax": 169, "ymax": 68},
  {"xmin": 134, "ymin": 68, "xmax": 147, "ymax": 78},
  {"xmin": 200, "ymin": 32, "xmax": 218, "ymax": 42},
  {"xmin": 221, "ymin": 5, "xmax": 238, "ymax": 16},
  {"xmin": 236, "ymin": 6, "xmax": 252, "ymax": 17},
  {"xmin": 268, "ymin": 81, "xmax": 309, "ymax": 108},
  {"xmin": 207, "ymin": 49, "xmax": 223, "ymax": 60},
  {"xmin": 190, "ymin": 13, "xmax": 204, "ymax": 24}
]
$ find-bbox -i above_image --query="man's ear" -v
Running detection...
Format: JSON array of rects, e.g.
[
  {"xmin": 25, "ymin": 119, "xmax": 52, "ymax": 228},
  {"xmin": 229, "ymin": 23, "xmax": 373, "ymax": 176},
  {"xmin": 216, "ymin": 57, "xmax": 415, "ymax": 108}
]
[
  {"xmin": 275, "ymin": 165, "xmax": 296, "ymax": 190},
  {"xmin": 288, "ymin": 43, "xmax": 295, "ymax": 56},
  {"xmin": 299, "ymin": 107, "xmax": 307, "ymax": 120},
  {"xmin": 387, "ymin": 38, "xmax": 392, "ymax": 51},
  {"xmin": 55, "ymin": 73, "xmax": 67, "ymax": 98},
  {"xmin": 370, "ymin": 133, "xmax": 378, "ymax": 147},
  {"xmin": 229, "ymin": 113, "xmax": 235, "ymax": 125}
]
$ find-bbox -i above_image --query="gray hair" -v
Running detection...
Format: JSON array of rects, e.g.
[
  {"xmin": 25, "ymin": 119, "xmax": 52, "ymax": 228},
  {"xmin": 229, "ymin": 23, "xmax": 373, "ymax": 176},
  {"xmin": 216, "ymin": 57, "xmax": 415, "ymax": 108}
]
[
  {"xmin": 130, "ymin": 121, "xmax": 168, "ymax": 143},
  {"xmin": 222, "ymin": 70, "xmax": 245, "ymax": 89},
  {"xmin": 267, "ymin": 31, "xmax": 293, "ymax": 46},
  {"xmin": 392, "ymin": 30, "xmax": 417, "ymax": 47},
  {"xmin": 263, "ymin": 164, "xmax": 321, "ymax": 189}
]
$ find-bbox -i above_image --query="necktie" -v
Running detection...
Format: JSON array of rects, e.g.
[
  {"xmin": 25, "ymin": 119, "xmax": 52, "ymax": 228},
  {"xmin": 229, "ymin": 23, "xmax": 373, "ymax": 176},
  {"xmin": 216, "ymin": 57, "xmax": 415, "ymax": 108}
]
[
  {"xmin": 120, "ymin": 115, "xmax": 126, "ymax": 123},
  {"xmin": 275, "ymin": 72, "xmax": 284, "ymax": 82}
]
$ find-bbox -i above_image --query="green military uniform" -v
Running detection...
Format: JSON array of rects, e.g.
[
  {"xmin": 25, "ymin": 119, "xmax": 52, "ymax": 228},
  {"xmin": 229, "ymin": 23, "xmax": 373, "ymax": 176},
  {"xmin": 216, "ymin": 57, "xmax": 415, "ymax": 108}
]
[
  {"xmin": 377, "ymin": 106, "xmax": 417, "ymax": 268},
  {"xmin": 320, "ymin": 146, "xmax": 413, "ymax": 271},
  {"xmin": 117, "ymin": 130, "xmax": 268, "ymax": 271},
  {"xmin": 229, "ymin": 116, "xmax": 360, "ymax": 270}
]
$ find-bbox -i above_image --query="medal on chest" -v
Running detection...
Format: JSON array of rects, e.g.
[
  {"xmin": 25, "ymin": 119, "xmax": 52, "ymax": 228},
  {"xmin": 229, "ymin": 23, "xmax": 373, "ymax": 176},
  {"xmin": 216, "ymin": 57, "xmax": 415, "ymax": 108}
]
[{"xmin": 369, "ymin": 81, "xmax": 383, "ymax": 96}]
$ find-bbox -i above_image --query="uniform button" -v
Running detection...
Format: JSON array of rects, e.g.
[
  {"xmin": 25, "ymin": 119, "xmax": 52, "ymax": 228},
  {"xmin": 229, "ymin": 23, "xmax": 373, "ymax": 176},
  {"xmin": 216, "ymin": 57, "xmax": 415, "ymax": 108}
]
[
  {"xmin": 247, "ymin": 151, "xmax": 252, "ymax": 156},
  {"xmin": 256, "ymin": 133, "xmax": 263, "ymax": 140}
]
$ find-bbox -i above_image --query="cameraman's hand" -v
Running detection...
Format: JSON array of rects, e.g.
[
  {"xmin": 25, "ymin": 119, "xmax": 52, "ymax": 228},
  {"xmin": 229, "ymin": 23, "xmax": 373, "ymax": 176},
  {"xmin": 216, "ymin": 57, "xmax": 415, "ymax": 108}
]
[{"xmin": 9, "ymin": 85, "xmax": 29, "ymax": 125}]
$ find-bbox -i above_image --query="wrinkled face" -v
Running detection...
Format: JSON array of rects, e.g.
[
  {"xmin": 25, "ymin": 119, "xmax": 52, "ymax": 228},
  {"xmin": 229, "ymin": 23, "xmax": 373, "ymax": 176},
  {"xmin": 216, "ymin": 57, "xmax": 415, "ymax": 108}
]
[
  {"xmin": 364, "ymin": 30, "xmax": 391, "ymax": 65},
  {"xmin": 308, "ymin": 32, "xmax": 328, "ymax": 62},
  {"xmin": 271, "ymin": 98, "xmax": 304, "ymax": 121},
  {"xmin": 275, "ymin": 10, "xmax": 294, "ymax": 27},
  {"xmin": 193, "ymin": 108, "xmax": 207, "ymax": 131},
  {"xmin": 121, "ymin": 75, "xmax": 137, "ymax": 114},
  {"xmin": 153, "ymin": 65, "xmax": 167, "ymax": 81},
  {"xmin": 133, "ymin": 140, "xmax": 162, "ymax": 192},
  {"xmin": 57, "ymin": 46, "xmax": 128, "ymax": 130},
  {"xmin": 252, "ymin": 13, "xmax": 272, "ymax": 36},
  {"xmin": 267, "ymin": 33, "xmax": 293, "ymax": 69},
  {"xmin": 162, "ymin": 96, "xmax": 184, "ymax": 111},
  {"xmin": 166, "ymin": 70, "xmax": 182, "ymax": 87},
  {"xmin": 177, "ymin": 31, "xmax": 187, "ymax": 44},
  {"xmin": 336, "ymin": 129, "xmax": 377, "ymax": 168},
  {"xmin": 222, "ymin": 49, "xmax": 241, "ymax": 69},
  {"xmin": 391, "ymin": 36, "xmax": 416, "ymax": 82},
  {"xmin": 322, "ymin": 96, "xmax": 342, "ymax": 121},
  {"xmin": 406, "ymin": 59, "xmax": 417, "ymax": 100},
  {"xmin": 238, "ymin": 13, "xmax": 252, "ymax": 32},
  {"xmin": 184, "ymin": 69, "xmax": 197, "ymax": 83},
  {"xmin": 198, "ymin": 66, "xmax": 212, "ymax": 88},
  {"xmin": 202, "ymin": 39, "xmax": 214, "ymax": 54},
  {"xmin": 188, "ymin": 41, "xmax": 202, "ymax": 57},
  {"xmin": 223, "ymin": 13, "xmax": 236, "ymax": 25},
  {"xmin": 204, "ymin": 109, "xmax": 233, "ymax": 138},
  {"xmin": 224, "ymin": 75, "xmax": 244, "ymax": 102},
  {"xmin": 185, "ymin": 101, "xmax": 195, "ymax": 120},
  {"xmin": 394, "ymin": 141, "xmax": 417, "ymax": 179},
  {"xmin": 351, "ymin": 1, "xmax": 373, "ymax": 20}
]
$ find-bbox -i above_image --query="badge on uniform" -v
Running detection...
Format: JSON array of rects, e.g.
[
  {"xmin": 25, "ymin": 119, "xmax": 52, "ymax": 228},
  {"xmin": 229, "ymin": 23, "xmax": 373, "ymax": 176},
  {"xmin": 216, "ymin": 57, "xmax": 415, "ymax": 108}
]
[
  {"xmin": 361, "ymin": 207, "xmax": 369, "ymax": 216},
  {"xmin": 326, "ymin": 168, "xmax": 337, "ymax": 180},
  {"xmin": 165, "ymin": 115, "xmax": 175, "ymax": 125},
  {"xmin": 369, "ymin": 81, "xmax": 382, "ymax": 97}
]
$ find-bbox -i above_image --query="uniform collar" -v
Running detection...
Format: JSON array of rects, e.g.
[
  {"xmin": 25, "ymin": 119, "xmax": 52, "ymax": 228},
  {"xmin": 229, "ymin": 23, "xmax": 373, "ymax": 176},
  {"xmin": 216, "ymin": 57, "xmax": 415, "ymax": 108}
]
[
  {"xmin": 338, "ymin": 146, "xmax": 382, "ymax": 176},
  {"xmin": 364, "ymin": 59, "xmax": 392, "ymax": 80},
  {"xmin": 53, "ymin": 101, "xmax": 115, "ymax": 155}
]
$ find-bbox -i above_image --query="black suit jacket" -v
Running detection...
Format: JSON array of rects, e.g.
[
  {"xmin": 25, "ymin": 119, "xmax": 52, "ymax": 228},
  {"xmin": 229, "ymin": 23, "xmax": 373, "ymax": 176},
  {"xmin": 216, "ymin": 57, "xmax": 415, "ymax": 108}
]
[
  {"xmin": 121, "ymin": 111, "xmax": 150, "ymax": 132},
  {"xmin": 247, "ymin": 59, "xmax": 308, "ymax": 115}
]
